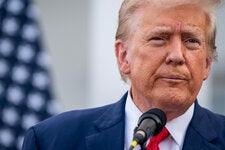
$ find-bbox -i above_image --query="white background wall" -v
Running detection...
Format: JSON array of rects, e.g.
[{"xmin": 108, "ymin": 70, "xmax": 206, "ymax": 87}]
[
  {"xmin": 87, "ymin": 0, "xmax": 129, "ymax": 107},
  {"xmin": 36, "ymin": 0, "xmax": 225, "ymax": 114}
]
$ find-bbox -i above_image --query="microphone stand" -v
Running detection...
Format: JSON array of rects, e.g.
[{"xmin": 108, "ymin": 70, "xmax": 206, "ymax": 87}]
[{"xmin": 140, "ymin": 142, "xmax": 147, "ymax": 150}]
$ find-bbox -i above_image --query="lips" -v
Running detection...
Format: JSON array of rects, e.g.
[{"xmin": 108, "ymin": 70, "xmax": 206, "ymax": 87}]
[{"xmin": 160, "ymin": 75, "xmax": 188, "ymax": 81}]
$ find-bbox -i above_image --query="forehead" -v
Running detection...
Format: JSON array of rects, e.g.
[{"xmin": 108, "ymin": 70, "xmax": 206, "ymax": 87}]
[
  {"xmin": 146, "ymin": 25, "xmax": 204, "ymax": 35},
  {"xmin": 128, "ymin": 3, "xmax": 207, "ymax": 35},
  {"xmin": 138, "ymin": 4, "xmax": 205, "ymax": 23}
]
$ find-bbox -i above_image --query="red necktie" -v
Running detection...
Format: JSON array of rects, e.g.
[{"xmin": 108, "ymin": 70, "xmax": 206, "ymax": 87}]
[{"xmin": 146, "ymin": 127, "xmax": 170, "ymax": 150}]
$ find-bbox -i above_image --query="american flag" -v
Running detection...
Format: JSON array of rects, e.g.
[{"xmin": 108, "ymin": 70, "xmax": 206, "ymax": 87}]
[{"xmin": 0, "ymin": 0, "xmax": 56, "ymax": 149}]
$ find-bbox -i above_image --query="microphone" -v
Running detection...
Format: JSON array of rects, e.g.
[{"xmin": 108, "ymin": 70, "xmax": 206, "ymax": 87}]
[{"xmin": 129, "ymin": 108, "xmax": 167, "ymax": 150}]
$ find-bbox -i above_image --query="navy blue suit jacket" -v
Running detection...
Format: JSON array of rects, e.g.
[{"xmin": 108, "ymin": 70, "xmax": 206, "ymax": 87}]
[{"xmin": 22, "ymin": 93, "xmax": 225, "ymax": 150}]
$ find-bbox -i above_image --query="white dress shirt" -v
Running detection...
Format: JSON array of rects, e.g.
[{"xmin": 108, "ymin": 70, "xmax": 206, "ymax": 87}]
[{"xmin": 124, "ymin": 92, "xmax": 194, "ymax": 150}]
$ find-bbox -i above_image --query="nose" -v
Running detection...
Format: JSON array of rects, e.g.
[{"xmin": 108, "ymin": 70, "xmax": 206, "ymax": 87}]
[{"xmin": 165, "ymin": 37, "xmax": 185, "ymax": 65}]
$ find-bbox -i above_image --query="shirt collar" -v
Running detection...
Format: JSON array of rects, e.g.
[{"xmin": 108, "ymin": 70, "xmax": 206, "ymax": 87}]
[{"xmin": 166, "ymin": 103, "xmax": 194, "ymax": 149}]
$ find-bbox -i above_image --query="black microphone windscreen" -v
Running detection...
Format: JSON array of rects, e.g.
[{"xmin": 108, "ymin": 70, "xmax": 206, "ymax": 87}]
[{"xmin": 138, "ymin": 108, "xmax": 167, "ymax": 136}]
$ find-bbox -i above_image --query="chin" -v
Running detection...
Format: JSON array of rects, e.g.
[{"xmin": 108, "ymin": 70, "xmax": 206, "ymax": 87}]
[{"xmin": 155, "ymin": 94, "xmax": 189, "ymax": 109}]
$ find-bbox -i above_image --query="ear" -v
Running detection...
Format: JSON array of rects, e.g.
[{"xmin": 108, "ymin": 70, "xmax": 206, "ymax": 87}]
[
  {"xmin": 115, "ymin": 39, "xmax": 130, "ymax": 75},
  {"xmin": 203, "ymin": 57, "xmax": 212, "ymax": 80}
]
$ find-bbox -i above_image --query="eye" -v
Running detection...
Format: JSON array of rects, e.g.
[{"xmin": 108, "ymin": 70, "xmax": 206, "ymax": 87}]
[
  {"xmin": 151, "ymin": 37, "xmax": 164, "ymax": 41},
  {"xmin": 186, "ymin": 39, "xmax": 199, "ymax": 44},
  {"xmin": 184, "ymin": 38, "xmax": 201, "ymax": 50},
  {"xmin": 148, "ymin": 37, "xmax": 166, "ymax": 47}
]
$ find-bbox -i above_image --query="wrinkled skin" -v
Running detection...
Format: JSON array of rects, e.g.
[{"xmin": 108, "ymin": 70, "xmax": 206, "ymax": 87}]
[{"xmin": 115, "ymin": 4, "xmax": 211, "ymax": 121}]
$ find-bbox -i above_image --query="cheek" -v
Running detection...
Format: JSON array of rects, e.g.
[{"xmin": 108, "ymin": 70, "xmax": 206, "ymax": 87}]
[
  {"xmin": 129, "ymin": 48, "xmax": 156, "ymax": 72},
  {"xmin": 187, "ymin": 53, "xmax": 209, "ymax": 81},
  {"xmin": 129, "ymin": 48, "xmax": 165, "ymax": 84}
]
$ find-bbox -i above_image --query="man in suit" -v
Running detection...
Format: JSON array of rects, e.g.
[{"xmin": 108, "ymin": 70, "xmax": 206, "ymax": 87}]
[{"xmin": 22, "ymin": 0, "xmax": 225, "ymax": 149}]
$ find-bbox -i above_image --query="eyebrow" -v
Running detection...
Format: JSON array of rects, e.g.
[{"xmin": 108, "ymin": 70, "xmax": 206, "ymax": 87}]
[
  {"xmin": 143, "ymin": 26, "xmax": 173, "ymax": 40},
  {"xmin": 146, "ymin": 26, "xmax": 173, "ymax": 35},
  {"xmin": 181, "ymin": 26, "xmax": 205, "ymax": 41},
  {"xmin": 145, "ymin": 25, "xmax": 205, "ymax": 41}
]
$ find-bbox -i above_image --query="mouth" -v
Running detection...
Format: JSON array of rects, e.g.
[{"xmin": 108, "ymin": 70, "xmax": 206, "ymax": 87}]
[{"xmin": 160, "ymin": 75, "xmax": 188, "ymax": 82}]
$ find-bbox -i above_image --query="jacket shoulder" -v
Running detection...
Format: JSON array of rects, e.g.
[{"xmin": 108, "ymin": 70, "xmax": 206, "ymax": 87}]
[
  {"xmin": 36, "ymin": 92, "xmax": 128, "ymax": 131},
  {"xmin": 35, "ymin": 102, "xmax": 116, "ymax": 133},
  {"xmin": 25, "ymin": 93, "xmax": 127, "ymax": 148},
  {"xmin": 201, "ymin": 107, "xmax": 225, "ymax": 134},
  {"xmin": 182, "ymin": 102, "xmax": 225, "ymax": 150}
]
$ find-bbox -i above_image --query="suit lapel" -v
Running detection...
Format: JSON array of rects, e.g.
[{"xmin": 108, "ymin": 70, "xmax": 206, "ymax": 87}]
[
  {"xmin": 183, "ymin": 101, "xmax": 219, "ymax": 150},
  {"xmin": 183, "ymin": 125, "xmax": 219, "ymax": 150},
  {"xmin": 85, "ymin": 93, "xmax": 128, "ymax": 150}
]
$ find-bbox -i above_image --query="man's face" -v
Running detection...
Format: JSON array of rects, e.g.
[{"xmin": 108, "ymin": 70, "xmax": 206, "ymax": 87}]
[{"xmin": 115, "ymin": 4, "xmax": 211, "ymax": 119}]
